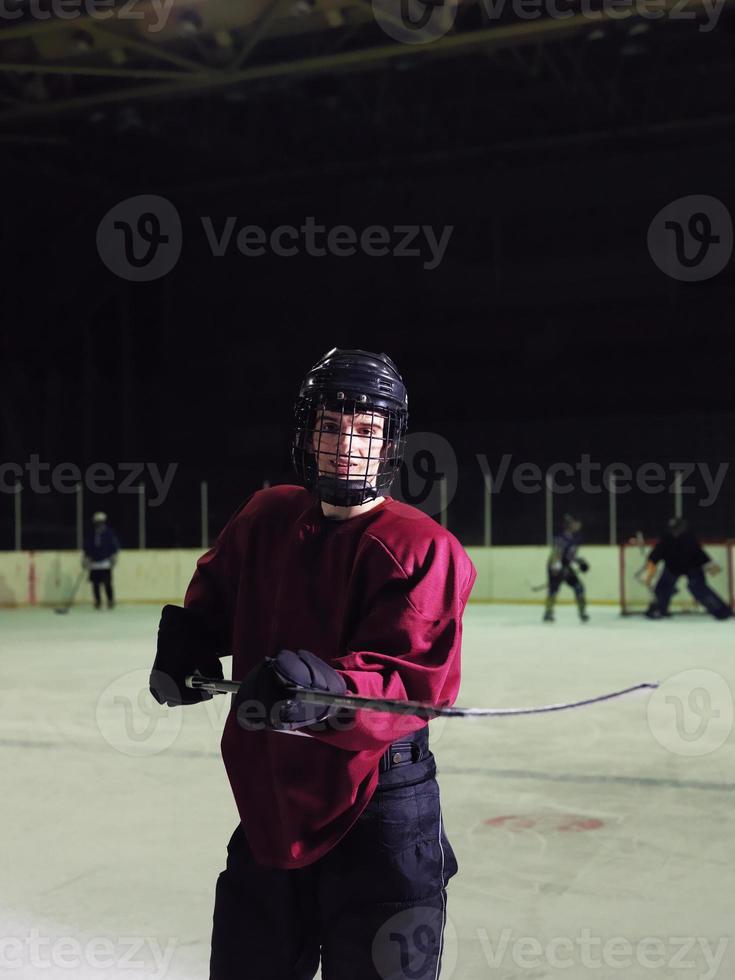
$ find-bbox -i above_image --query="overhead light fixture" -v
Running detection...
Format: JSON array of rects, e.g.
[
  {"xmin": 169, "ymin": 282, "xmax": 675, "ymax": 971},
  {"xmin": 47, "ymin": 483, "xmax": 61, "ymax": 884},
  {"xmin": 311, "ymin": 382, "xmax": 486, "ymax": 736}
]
[
  {"xmin": 587, "ymin": 27, "xmax": 606, "ymax": 40},
  {"xmin": 628, "ymin": 21, "xmax": 650, "ymax": 35}
]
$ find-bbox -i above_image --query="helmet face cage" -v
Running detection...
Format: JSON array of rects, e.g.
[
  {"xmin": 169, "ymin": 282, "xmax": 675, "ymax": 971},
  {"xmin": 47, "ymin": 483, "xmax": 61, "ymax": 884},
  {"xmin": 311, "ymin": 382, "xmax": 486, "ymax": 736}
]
[{"xmin": 293, "ymin": 393, "xmax": 407, "ymax": 507}]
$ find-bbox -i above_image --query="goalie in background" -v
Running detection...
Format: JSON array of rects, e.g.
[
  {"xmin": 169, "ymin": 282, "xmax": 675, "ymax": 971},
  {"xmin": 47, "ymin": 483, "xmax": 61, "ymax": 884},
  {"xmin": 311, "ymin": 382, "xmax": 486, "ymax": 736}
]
[
  {"xmin": 643, "ymin": 517, "xmax": 732, "ymax": 620},
  {"xmin": 543, "ymin": 513, "xmax": 590, "ymax": 623}
]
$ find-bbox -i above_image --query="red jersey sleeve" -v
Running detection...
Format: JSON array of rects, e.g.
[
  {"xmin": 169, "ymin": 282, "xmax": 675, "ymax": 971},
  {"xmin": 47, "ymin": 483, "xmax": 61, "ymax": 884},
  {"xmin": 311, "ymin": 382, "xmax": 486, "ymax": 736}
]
[{"xmin": 309, "ymin": 530, "xmax": 476, "ymax": 752}]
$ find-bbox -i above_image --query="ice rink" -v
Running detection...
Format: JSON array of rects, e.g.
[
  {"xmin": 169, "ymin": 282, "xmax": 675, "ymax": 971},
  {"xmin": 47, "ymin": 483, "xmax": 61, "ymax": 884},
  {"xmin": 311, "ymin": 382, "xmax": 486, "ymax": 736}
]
[{"xmin": 2, "ymin": 603, "xmax": 734, "ymax": 980}]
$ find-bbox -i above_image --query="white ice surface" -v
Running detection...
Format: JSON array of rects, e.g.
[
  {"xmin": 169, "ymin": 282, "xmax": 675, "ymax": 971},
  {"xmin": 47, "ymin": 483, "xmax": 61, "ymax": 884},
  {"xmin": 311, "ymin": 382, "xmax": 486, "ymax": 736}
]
[{"xmin": 1, "ymin": 604, "xmax": 734, "ymax": 979}]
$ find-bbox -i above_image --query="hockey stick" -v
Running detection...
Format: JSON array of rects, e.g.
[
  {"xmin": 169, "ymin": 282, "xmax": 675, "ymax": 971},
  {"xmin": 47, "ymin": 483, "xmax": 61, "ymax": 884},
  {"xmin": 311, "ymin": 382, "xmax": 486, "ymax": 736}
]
[
  {"xmin": 54, "ymin": 568, "xmax": 87, "ymax": 615},
  {"xmin": 526, "ymin": 566, "xmax": 587, "ymax": 595},
  {"xmin": 185, "ymin": 675, "xmax": 659, "ymax": 720}
]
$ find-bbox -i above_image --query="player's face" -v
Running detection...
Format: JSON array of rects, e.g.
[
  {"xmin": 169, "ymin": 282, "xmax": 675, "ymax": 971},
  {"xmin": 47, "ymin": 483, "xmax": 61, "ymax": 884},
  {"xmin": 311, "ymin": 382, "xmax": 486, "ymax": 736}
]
[{"xmin": 312, "ymin": 409, "xmax": 386, "ymax": 484}]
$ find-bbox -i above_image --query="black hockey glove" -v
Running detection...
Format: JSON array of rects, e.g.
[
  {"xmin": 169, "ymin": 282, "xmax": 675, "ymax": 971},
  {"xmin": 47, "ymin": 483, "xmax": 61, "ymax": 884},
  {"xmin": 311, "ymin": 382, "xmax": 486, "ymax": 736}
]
[
  {"xmin": 149, "ymin": 604, "xmax": 224, "ymax": 707},
  {"xmin": 577, "ymin": 559, "xmax": 590, "ymax": 573},
  {"xmin": 234, "ymin": 648, "xmax": 347, "ymax": 732}
]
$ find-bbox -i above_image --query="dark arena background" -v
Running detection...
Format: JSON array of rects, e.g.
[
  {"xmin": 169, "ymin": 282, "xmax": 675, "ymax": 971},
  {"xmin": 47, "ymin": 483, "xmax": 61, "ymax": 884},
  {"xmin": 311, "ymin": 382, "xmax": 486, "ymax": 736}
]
[{"xmin": 1, "ymin": 0, "xmax": 735, "ymax": 977}]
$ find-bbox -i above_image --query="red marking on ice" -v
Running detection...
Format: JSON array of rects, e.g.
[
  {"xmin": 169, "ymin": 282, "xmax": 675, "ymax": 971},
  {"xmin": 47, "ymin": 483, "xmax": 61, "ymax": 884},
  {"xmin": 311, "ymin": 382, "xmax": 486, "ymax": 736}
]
[
  {"xmin": 558, "ymin": 816, "xmax": 604, "ymax": 832},
  {"xmin": 485, "ymin": 815, "xmax": 538, "ymax": 830},
  {"xmin": 484, "ymin": 814, "xmax": 604, "ymax": 833}
]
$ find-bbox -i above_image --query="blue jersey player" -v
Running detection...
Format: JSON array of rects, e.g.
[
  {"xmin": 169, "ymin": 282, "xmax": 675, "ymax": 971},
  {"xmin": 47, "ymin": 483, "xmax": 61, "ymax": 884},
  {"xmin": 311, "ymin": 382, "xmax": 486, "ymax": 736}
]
[{"xmin": 544, "ymin": 514, "xmax": 590, "ymax": 623}]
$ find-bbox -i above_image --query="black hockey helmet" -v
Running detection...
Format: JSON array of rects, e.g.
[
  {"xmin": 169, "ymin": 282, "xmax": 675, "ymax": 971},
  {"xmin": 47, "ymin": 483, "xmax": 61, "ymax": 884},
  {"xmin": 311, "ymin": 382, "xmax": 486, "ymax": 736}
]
[{"xmin": 292, "ymin": 348, "xmax": 409, "ymax": 507}]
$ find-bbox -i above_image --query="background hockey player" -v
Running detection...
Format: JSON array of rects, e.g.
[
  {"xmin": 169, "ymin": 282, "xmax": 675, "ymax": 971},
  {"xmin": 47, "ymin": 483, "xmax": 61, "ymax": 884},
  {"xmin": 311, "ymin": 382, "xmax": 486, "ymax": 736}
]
[
  {"xmin": 643, "ymin": 517, "xmax": 732, "ymax": 620},
  {"xmin": 82, "ymin": 511, "xmax": 120, "ymax": 609},
  {"xmin": 543, "ymin": 513, "xmax": 589, "ymax": 623},
  {"xmin": 149, "ymin": 348, "xmax": 476, "ymax": 980}
]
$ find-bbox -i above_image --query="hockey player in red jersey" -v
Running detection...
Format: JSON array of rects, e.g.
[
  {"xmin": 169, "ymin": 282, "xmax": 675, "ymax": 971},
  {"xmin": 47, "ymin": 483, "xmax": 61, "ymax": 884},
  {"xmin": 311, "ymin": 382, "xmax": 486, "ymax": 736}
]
[{"xmin": 149, "ymin": 348, "xmax": 476, "ymax": 980}]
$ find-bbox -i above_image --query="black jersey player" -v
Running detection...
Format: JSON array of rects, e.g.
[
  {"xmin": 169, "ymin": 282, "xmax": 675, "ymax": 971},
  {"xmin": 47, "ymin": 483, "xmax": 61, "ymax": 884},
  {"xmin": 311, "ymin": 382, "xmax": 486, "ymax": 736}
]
[{"xmin": 643, "ymin": 518, "xmax": 732, "ymax": 620}]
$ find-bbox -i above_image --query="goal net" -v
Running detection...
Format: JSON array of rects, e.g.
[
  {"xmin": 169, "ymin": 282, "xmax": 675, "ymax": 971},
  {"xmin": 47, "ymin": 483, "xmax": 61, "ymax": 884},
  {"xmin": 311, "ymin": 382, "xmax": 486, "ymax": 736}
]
[{"xmin": 619, "ymin": 539, "xmax": 734, "ymax": 615}]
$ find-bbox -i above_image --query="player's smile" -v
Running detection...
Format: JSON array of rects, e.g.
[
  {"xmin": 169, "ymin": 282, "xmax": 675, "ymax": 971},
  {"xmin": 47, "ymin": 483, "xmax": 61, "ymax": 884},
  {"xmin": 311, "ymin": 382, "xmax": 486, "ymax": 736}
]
[
  {"xmin": 327, "ymin": 457, "xmax": 369, "ymax": 477},
  {"xmin": 311, "ymin": 407, "xmax": 386, "ymax": 483}
]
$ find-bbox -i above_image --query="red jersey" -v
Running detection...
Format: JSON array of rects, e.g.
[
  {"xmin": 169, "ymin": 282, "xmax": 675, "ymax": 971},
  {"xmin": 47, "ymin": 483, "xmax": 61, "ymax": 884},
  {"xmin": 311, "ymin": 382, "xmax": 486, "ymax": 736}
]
[{"xmin": 184, "ymin": 485, "xmax": 476, "ymax": 869}]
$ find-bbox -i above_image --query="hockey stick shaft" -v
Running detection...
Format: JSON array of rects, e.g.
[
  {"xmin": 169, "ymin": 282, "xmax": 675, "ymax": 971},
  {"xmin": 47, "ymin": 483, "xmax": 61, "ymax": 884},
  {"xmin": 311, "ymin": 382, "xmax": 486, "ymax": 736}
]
[
  {"xmin": 55, "ymin": 568, "xmax": 87, "ymax": 613},
  {"xmin": 185, "ymin": 675, "xmax": 659, "ymax": 719}
]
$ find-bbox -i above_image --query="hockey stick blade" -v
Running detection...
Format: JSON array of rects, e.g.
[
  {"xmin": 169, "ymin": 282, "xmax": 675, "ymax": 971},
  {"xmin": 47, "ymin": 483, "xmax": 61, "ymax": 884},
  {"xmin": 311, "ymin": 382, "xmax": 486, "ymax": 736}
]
[{"xmin": 185, "ymin": 675, "xmax": 659, "ymax": 720}]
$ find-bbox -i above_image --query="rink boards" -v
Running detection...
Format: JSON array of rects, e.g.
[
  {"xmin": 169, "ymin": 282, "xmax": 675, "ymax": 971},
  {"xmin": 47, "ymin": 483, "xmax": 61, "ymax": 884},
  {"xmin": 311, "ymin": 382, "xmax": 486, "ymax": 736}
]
[{"xmin": 0, "ymin": 543, "xmax": 733, "ymax": 613}]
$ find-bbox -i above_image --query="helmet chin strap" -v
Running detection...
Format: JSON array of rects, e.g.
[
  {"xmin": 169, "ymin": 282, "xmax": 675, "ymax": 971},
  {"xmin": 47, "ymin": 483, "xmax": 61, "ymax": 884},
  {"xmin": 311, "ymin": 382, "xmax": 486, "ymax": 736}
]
[{"xmin": 315, "ymin": 475, "xmax": 381, "ymax": 508}]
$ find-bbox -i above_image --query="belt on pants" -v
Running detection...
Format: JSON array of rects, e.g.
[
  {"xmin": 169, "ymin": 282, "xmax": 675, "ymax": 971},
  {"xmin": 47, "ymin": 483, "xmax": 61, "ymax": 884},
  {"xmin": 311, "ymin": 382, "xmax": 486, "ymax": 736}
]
[{"xmin": 378, "ymin": 724, "xmax": 429, "ymax": 774}]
